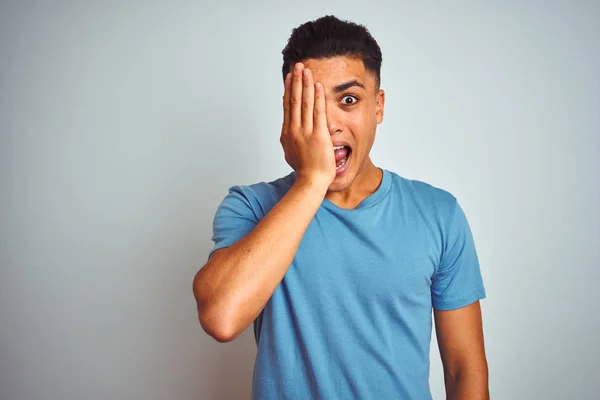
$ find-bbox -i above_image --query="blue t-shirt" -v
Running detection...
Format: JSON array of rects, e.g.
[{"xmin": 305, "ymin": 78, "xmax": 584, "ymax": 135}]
[{"xmin": 208, "ymin": 169, "xmax": 486, "ymax": 400}]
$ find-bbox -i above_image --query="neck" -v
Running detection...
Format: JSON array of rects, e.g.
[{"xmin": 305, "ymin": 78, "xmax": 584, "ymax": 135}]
[{"xmin": 324, "ymin": 158, "xmax": 383, "ymax": 209}]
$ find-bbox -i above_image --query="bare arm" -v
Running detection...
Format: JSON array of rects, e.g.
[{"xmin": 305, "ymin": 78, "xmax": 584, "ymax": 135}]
[
  {"xmin": 193, "ymin": 177, "xmax": 327, "ymax": 342},
  {"xmin": 434, "ymin": 301, "xmax": 489, "ymax": 399},
  {"xmin": 193, "ymin": 62, "xmax": 335, "ymax": 342}
]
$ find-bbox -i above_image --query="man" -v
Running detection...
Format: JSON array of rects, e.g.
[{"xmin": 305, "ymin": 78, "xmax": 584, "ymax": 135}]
[{"xmin": 193, "ymin": 15, "xmax": 489, "ymax": 400}]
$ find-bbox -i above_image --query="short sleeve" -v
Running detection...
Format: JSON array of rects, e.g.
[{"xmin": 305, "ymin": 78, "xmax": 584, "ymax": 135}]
[
  {"xmin": 208, "ymin": 186, "xmax": 260, "ymax": 260},
  {"xmin": 431, "ymin": 199, "xmax": 487, "ymax": 310}
]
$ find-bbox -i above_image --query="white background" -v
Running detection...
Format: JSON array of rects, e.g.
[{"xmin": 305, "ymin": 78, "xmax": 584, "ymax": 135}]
[{"xmin": 1, "ymin": 1, "xmax": 598, "ymax": 399}]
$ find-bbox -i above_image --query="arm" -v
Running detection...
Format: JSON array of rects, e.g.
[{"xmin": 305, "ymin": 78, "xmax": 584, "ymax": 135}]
[
  {"xmin": 193, "ymin": 62, "xmax": 335, "ymax": 342},
  {"xmin": 193, "ymin": 178, "xmax": 327, "ymax": 342},
  {"xmin": 434, "ymin": 300, "xmax": 489, "ymax": 399}
]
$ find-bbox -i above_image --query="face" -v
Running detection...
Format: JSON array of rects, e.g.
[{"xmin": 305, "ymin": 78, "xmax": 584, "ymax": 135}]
[{"xmin": 289, "ymin": 56, "xmax": 385, "ymax": 193}]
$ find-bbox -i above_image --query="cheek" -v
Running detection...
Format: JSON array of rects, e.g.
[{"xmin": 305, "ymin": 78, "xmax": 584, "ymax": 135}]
[
  {"xmin": 355, "ymin": 102, "xmax": 378, "ymax": 124},
  {"xmin": 350, "ymin": 110, "xmax": 377, "ymax": 145}
]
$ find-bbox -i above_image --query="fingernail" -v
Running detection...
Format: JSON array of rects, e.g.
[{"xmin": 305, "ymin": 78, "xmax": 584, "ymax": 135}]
[{"xmin": 303, "ymin": 69, "xmax": 309, "ymax": 77}]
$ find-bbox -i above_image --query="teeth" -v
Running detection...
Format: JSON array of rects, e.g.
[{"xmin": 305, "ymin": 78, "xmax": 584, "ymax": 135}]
[
  {"xmin": 333, "ymin": 145, "xmax": 345, "ymax": 150},
  {"xmin": 336, "ymin": 154, "xmax": 349, "ymax": 170}
]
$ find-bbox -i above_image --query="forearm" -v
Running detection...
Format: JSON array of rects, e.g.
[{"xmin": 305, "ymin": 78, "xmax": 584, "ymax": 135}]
[
  {"xmin": 445, "ymin": 367, "xmax": 489, "ymax": 400},
  {"xmin": 194, "ymin": 177, "xmax": 328, "ymax": 341}
]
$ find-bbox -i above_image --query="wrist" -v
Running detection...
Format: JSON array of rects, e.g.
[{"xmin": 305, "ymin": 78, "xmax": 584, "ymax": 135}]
[{"xmin": 293, "ymin": 174, "xmax": 331, "ymax": 196}]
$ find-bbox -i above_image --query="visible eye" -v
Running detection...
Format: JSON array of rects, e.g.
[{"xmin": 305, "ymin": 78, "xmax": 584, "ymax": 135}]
[{"xmin": 341, "ymin": 95, "xmax": 358, "ymax": 106}]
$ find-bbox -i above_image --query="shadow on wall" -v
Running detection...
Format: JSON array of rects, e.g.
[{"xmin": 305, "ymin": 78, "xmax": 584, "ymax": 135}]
[
  {"xmin": 204, "ymin": 329, "xmax": 258, "ymax": 399},
  {"xmin": 189, "ymin": 104, "xmax": 269, "ymax": 399}
]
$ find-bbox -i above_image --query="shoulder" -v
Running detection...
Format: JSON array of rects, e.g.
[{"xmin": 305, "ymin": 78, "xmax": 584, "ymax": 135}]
[
  {"xmin": 386, "ymin": 170, "xmax": 458, "ymax": 217},
  {"xmin": 223, "ymin": 171, "xmax": 296, "ymax": 219}
]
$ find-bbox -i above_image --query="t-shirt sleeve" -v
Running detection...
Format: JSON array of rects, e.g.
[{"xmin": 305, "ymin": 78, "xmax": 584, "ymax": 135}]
[
  {"xmin": 208, "ymin": 186, "xmax": 260, "ymax": 260},
  {"xmin": 431, "ymin": 199, "xmax": 487, "ymax": 310}
]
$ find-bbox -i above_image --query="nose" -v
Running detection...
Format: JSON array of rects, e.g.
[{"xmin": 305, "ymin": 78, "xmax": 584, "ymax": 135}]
[{"xmin": 325, "ymin": 103, "xmax": 343, "ymax": 136}]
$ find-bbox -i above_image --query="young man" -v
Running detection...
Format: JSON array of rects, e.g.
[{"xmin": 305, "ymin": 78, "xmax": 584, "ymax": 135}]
[{"xmin": 193, "ymin": 15, "xmax": 489, "ymax": 400}]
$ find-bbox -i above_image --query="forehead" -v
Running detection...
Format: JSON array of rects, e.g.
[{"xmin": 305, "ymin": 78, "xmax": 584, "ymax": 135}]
[{"xmin": 295, "ymin": 56, "xmax": 373, "ymax": 89}]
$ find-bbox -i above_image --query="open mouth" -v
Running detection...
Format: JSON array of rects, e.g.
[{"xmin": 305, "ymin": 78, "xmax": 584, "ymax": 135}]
[{"xmin": 334, "ymin": 145, "xmax": 351, "ymax": 172}]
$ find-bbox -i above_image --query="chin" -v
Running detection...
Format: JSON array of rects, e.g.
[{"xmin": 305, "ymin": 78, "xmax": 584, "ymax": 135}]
[{"xmin": 327, "ymin": 170, "xmax": 356, "ymax": 192}]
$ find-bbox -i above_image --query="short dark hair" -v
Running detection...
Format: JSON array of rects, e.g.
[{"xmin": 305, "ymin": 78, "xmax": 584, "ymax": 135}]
[{"xmin": 281, "ymin": 15, "xmax": 383, "ymax": 90}]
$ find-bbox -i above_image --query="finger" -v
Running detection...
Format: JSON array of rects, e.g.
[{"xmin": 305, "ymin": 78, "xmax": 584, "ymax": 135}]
[
  {"xmin": 281, "ymin": 72, "xmax": 292, "ymax": 136},
  {"xmin": 314, "ymin": 82, "xmax": 327, "ymax": 132},
  {"xmin": 290, "ymin": 63, "xmax": 304, "ymax": 133},
  {"xmin": 301, "ymin": 68, "xmax": 314, "ymax": 133}
]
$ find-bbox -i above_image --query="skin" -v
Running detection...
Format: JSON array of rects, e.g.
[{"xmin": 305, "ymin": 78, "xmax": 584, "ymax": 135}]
[
  {"xmin": 281, "ymin": 57, "xmax": 385, "ymax": 209},
  {"xmin": 195, "ymin": 56, "xmax": 489, "ymax": 397},
  {"xmin": 283, "ymin": 58, "xmax": 489, "ymax": 397},
  {"xmin": 435, "ymin": 301, "xmax": 490, "ymax": 399}
]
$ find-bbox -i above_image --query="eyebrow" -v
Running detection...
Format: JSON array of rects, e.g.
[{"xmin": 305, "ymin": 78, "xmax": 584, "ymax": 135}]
[{"xmin": 332, "ymin": 80, "xmax": 366, "ymax": 93}]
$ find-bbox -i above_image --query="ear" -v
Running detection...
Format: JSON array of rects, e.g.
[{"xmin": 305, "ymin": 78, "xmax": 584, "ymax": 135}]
[{"xmin": 375, "ymin": 89, "xmax": 385, "ymax": 124}]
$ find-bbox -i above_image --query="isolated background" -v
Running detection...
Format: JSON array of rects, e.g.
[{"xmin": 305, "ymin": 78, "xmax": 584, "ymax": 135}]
[{"xmin": 1, "ymin": 1, "xmax": 599, "ymax": 399}]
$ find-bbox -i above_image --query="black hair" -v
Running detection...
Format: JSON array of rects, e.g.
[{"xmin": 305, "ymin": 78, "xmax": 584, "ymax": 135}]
[{"xmin": 281, "ymin": 15, "xmax": 383, "ymax": 91}]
